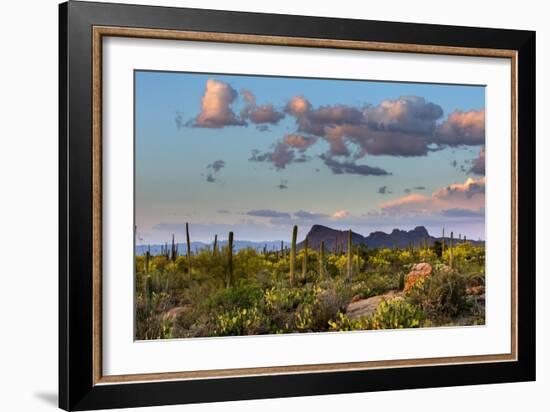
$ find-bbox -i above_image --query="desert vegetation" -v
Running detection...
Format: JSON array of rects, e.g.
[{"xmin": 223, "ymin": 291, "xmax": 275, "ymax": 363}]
[{"xmin": 135, "ymin": 225, "xmax": 485, "ymax": 340}]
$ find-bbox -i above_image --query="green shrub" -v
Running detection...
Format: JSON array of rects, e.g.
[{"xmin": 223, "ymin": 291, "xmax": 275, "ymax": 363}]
[
  {"xmin": 328, "ymin": 312, "xmax": 370, "ymax": 332},
  {"xmin": 407, "ymin": 269, "xmax": 468, "ymax": 319},
  {"xmin": 368, "ymin": 298, "xmax": 424, "ymax": 329},
  {"xmin": 206, "ymin": 281, "xmax": 263, "ymax": 311},
  {"xmin": 213, "ymin": 306, "xmax": 265, "ymax": 336}
]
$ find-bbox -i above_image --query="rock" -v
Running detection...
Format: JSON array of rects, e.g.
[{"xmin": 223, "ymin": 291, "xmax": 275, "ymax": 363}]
[
  {"xmin": 404, "ymin": 262, "xmax": 433, "ymax": 292},
  {"xmin": 346, "ymin": 290, "xmax": 403, "ymax": 319},
  {"xmin": 351, "ymin": 294, "xmax": 362, "ymax": 303}
]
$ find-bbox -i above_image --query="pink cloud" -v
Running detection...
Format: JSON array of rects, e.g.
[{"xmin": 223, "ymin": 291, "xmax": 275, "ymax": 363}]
[
  {"xmin": 434, "ymin": 109, "xmax": 485, "ymax": 146},
  {"xmin": 194, "ymin": 79, "xmax": 245, "ymax": 128},
  {"xmin": 241, "ymin": 89, "xmax": 284, "ymax": 125},
  {"xmin": 380, "ymin": 177, "xmax": 485, "ymax": 215},
  {"xmin": 285, "ymin": 96, "xmax": 310, "ymax": 116},
  {"xmin": 469, "ymin": 146, "xmax": 485, "ymax": 175},
  {"xmin": 364, "ymin": 96, "xmax": 443, "ymax": 135},
  {"xmin": 283, "ymin": 134, "xmax": 317, "ymax": 151},
  {"xmin": 332, "ymin": 210, "xmax": 350, "ymax": 219}
]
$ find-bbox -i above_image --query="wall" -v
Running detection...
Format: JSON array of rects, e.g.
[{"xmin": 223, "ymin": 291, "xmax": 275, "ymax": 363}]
[{"xmin": 0, "ymin": 0, "xmax": 546, "ymax": 411}]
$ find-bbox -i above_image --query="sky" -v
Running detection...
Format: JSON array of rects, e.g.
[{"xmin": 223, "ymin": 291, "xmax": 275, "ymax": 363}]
[{"xmin": 135, "ymin": 70, "xmax": 486, "ymax": 244}]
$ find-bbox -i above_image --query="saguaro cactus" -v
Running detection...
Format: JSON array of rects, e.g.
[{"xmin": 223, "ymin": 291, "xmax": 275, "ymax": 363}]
[
  {"xmin": 347, "ymin": 229, "xmax": 352, "ymax": 281},
  {"xmin": 280, "ymin": 240, "xmax": 284, "ymax": 258},
  {"xmin": 319, "ymin": 240, "xmax": 325, "ymax": 279},
  {"xmin": 449, "ymin": 231, "xmax": 454, "ymax": 269},
  {"xmin": 145, "ymin": 248, "xmax": 150, "ymax": 274},
  {"xmin": 227, "ymin": 231, "xmax": 234, "ymax": 288},
  {"xmin": 186, "ymin": 222, "xmax": 192, "ymax": 274},
  {"xmin": 289, "ymin": 225, "xmax": 297, "ymax": 287},
  {"xmin": 442, "ymin": 227, "xmax": 446, "ymax": 254},
  {"xmin": 213, "ymin": 234, "xmax": 218, "ymax": 256},
  {"xmin": 171, "ymin": 234, "xmax": 177, "ymax": 262},
  {"xmin": 302, "ymin": 237, "xmax": 308, "ymax": 282}
]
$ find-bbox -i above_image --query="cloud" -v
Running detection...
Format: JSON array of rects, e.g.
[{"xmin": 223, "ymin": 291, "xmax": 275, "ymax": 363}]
[
  {"xmin": 247, "ymin": 209, "xmax": 291, "ymax": 219},
  {"xmin": 332, "ymin": 210, "xmax": 350, "ymax": 219},
  {"xmin": 441, "ymin": 208, "xmax": 485, "ymax": 218},
  {"xmin": 433, "ymin": 109, "xmax": 485, "ymax": 146},
  {"xmin": 380, "ymin": 177, "xmax": 485, "ymax": 216},
  {"xmin": 294, "ymin": 210, "xmax": 329, "ymax": 220},
  {"xmin": 283, "ymin": 95, "xmax": 485, "ymax": 160},
  {"xmin": 434, "ymin": 177, "xmax": 485, "ymax": 201},
  {"xmin": 209, "ymin": 159, "xmax": 225, "ymax": 173},
  {"xmin": 175, "ymin": 111, "xmax": 184, "ymax": 130},
  {"xmin": 469, "ymin": 147, "xmax": 485, "ymax": 175},
  {"xmin": 283, "ymin": 95, "xmax": 447, "ymax": 158},
  {"xmin": 249, "ymin": 142, "xmax": 309, "ymax": 170},
  {"xmin": 285, "ymin": 96, "xmax": 311, "ymax": 116},
  {"xmin": 364, "ymin": 96, "xmax": 443, "ymax": 135},
  {"xmin": 205, "ymin": 159, "xmax": 226, "ymax": 182},
  {"xmin": 192, "ymin": 79, "xmax": 246, "ymax": 128},
  {"xmin": 278, "ymin": 179, "xmax": 288, "ymax": 190},
  {"xmin": 320, "ymin": 155, "xmax": 391, "ymax": 176},
  {"xmin": 249, "ymin": 143, "xmax": 294, "ymax": 170},
  {"xmin": 378, "ymin": 186, "xmax": 392, "ymax": 194},
  {"xmin": 241, "ymin": 89, "xmax": 285, "ymax": 125},
  {"xmin": 283, "ymin": 134, "xmax": 317, "ymax": 151},
  {"xmin": 405, "ymin": 185, "xmax": 427, "ymax": 193}
]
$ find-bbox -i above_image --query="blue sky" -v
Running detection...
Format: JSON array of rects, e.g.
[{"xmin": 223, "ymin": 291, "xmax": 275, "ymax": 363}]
[{"xmin": 135, "ymin": 70, "xmax": 486, "ymax": 244}]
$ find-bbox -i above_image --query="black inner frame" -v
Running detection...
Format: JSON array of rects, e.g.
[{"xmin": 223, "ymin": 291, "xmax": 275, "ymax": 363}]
[{"xmin": 59, "ymin": 1, "xmax": 536, "ymax": 410}]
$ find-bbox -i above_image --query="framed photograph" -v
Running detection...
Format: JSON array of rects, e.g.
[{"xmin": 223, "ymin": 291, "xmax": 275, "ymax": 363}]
[{"xmin": 59, "ymin": 1, "xmax": 535, "ymax": 410}]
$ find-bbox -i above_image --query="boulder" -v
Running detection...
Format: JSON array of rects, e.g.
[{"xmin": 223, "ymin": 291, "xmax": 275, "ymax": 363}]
[
  {"xmin": 346, "ymin": 290, "xmax": 403, "ymax": 319},
  {"xmin": 404, "ymin": 262, "xmax": 433, "ymax": 292}
]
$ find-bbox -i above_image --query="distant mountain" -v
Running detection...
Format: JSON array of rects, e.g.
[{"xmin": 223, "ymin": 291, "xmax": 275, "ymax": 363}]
[
  {"xmin": 135, "ymin": 240, "xmax": 291, "ymax": 256},
  {"xmin": 297, "ymin": 225, "xmax": 364, "ymax": 252},
  {"xmin": 299, "ymin": 224, "xmax": 483, "ymax": 252},
  {"xmin": 136, "ymin": 225, "xmax": 483, "ymax": 256}
]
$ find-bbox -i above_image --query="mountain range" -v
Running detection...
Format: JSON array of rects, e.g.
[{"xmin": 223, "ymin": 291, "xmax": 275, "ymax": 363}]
[
  {"xmin": 136, "ymin": 225, "xmax": 483, "ymax": 256},
  {"xmin": 298, "ymin": 224, "xmax": 483, "ymax": 252}
]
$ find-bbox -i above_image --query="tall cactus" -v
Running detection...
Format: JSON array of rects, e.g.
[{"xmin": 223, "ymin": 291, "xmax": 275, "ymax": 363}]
[
  {"xmin": 319, "ymin": 240, "xmax": 325, "ymax": 279},
  {"xmin": 442, "ymin": 227, "xmax": 446, "ymax": 254},
  {"xmin": 289, "ymin": 225, "xmax": 297, "ymax": 287},
  {"xmin": 346, "ymin": 229, "xmax": 352, "ymax": 281},
  {"xmin": 145, "ymin": 248, "xmax": 150, "ymax": 274},
  {"xmin": 302, "ymin": 237, "xmax": 308, "ymax": 282},
  {"xmin": 186, "ymin": 222, "xmax": 192, "ymax": 274},
  {"xmin": 213, "ymin": 234, "xmax": 218, "ymax": 256},
  {"xmin": 227, "ymin": 231, "xmax": 234, "ymax": 288},
  {"xmin": 449, "ymin": 231, "xmax": 454, "ymax": 269},
  {"xmin": 171, "ymin": 234, "xmax": 177, "ymax": 262},
  {"xmin": 280, "ymin": 240, "xmax": 284, "ymax": 258}
]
